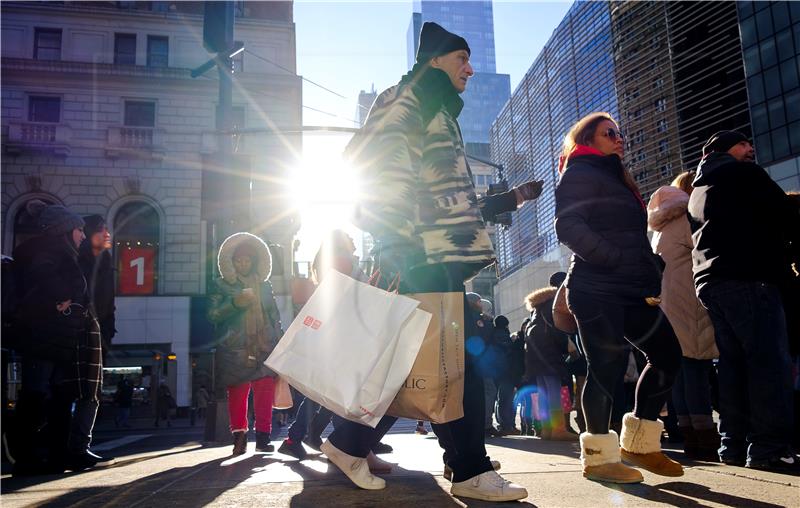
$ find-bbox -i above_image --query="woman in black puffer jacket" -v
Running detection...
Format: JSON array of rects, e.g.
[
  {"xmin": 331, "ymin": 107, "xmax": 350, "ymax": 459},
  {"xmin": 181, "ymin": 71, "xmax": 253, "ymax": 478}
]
[{"xmin": 555, "ymin": 112, "xmax": 682, "ymax": 484}]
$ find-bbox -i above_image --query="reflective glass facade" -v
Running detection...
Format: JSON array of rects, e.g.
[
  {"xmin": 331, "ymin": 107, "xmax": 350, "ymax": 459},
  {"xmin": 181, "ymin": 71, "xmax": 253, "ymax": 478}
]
[
  {"xmin": 738, "ymin": 0, "xmax": 800, "ymax": 190},
  {"xmin": 489, "ymin": 1, "xmax": 617, "ymax": 276}
]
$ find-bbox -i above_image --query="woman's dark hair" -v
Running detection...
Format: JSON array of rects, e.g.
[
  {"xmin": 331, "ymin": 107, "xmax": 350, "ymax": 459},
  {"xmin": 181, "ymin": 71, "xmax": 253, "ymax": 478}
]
[{"xmin": 561, "ymin": 111, "xmax": 642, "ymax": 199}]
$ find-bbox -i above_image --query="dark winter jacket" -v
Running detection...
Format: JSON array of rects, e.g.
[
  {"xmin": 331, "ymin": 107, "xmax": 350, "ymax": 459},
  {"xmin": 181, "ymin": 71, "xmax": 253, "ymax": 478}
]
[
  {"xmin": 347, "ymin": 66, "xmax": 517, "ymax": 283},
  {"xmin": 207, "ymin": 233, "xmax": 283, "ymax": 390},
  {"xmin": 555, "ymin": 154, "xmax": 664, "ymax": 303},
  {"xmin": 12, "ymin": 235, "xmax": 102, "ymax": 399},
  {"xmin": 523, "ymin": 287, "xmax": 569, "ymax": 380},
  {"xmin": 79, "ymin": 245, "xmax": 116, "ymax": 349},
  {"xmin": 687, "ymin": 152, "xmax": 800, "ymax": 292}
]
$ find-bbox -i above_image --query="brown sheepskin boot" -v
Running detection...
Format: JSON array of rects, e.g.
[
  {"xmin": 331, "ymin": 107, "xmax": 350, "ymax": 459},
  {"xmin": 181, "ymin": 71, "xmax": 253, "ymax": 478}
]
[
  {"xmin": 581, "ymin": 431, "xmax": 644, "ymax": 484},
  {"xmin": 620, "ymin": 413, "xmax": 683, "ymax": 477}
]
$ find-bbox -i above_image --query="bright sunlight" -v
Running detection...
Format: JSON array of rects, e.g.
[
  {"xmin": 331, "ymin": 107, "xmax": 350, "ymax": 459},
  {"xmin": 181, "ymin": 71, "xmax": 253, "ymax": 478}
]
[{"xmin": 290, "ymin": 132, "xmax": 366, "ymax": 267}]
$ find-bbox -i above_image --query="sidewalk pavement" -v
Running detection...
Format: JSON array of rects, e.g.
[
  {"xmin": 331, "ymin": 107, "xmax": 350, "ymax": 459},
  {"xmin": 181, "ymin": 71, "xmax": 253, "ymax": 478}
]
[{"xmin": 2, "ymin": 429, "xmax": 798, "ymax": 507}]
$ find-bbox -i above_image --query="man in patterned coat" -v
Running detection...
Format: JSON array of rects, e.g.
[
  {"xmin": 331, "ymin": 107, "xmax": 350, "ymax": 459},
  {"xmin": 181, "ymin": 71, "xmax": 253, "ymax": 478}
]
[{"xmin": 320, "ymin": 22, "xmax": 544, "ymax": 502}]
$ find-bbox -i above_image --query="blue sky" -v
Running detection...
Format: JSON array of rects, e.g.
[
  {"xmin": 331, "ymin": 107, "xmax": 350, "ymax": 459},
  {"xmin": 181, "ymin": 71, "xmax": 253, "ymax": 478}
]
[
  {"xmin": 289, "ymin": 1, "xmax": 573, "ymax": 262},
  {"xmin": 294, "ymin": 0, "xmax": 573, "ymax": 127}
]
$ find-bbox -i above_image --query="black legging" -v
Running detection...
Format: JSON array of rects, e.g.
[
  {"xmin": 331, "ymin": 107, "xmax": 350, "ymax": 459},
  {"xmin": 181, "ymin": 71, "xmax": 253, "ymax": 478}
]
[{"xmin": 567, "ymin": 289, "xmax": 682, "ymax": 434}]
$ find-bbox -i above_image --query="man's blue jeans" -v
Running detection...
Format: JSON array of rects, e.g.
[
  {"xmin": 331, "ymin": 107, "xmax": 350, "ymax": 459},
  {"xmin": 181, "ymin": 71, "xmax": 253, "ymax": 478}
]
[{"xmin": 698, "ymin": 280, "xmax": 794, "ymax": 462}]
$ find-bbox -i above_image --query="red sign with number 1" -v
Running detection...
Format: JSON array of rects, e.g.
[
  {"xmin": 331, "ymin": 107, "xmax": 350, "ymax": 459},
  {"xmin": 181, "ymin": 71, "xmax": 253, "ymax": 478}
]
[{"xmin": 119, "ymin": 247, "xmax": 155, "ymax": 295}]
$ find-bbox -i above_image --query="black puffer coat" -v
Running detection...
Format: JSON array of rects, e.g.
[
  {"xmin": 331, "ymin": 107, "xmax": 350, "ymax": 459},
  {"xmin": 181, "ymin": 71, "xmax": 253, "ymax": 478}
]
[
  {"xmin": 555, "ymin": 154, "xmax": 664, "ymax": 303},
  {"xmin": 687, "ymin": 152, "xmax": 800, "ymax": 292},
  {"xmin": 13, "ymin": 235, "xmax": 102, "ymax": 399},
  {"xmin": 523, "ymin": 287, "xmax": 568, "ymax": 380}
]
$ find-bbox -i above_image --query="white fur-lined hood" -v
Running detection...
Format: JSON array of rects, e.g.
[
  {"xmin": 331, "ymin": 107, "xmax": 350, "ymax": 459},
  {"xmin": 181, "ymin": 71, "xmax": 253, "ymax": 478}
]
[{"xmin": 217, "ymin": 232, "xmax": 272, "ymax": 283}]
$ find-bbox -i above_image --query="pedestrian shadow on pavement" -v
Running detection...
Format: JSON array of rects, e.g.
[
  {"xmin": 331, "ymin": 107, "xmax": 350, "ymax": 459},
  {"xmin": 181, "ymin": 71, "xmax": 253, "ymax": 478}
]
[
  {"xmin": 484, "ymin": 435, "xmax": 580, "ymax": 461},
  {"xmin": 596, "ymin": 480, "xmax": 786, "ymax": 508},
  {"xmin": 282, "ymin": 455, "xmax": 537, "ymax": 507},
  {"xmin": 22, "ymin": 456, "xmax": 241, "ymax": 507}
]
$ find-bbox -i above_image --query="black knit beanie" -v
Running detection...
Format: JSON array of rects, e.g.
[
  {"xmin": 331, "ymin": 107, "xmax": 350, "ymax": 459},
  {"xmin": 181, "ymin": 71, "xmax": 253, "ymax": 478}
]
[
  {"xmin": 549, "ymin": 271, "xmax": 567, "ymax": 288},
  {"xmin": 416, "ymin": 22, "xmax": 470, "ymax": 64},
  {"xmin": 83, "ymin": 214, "xmax": 106, "ymax": 239},
  {"xmin": 702, "ymin": 131, "xmax": 749, "ymax": 156},
  {"xmin": 494, "ymin": 315, "xmax": 510, "ymax": 329},
  {"xmin": 26, "ymin": 200, "xmax": 84, "ymax": 237}
]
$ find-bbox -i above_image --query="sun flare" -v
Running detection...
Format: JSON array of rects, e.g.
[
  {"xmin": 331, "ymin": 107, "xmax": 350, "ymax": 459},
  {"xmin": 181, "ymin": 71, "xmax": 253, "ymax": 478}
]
[{"xmin": 290, "ymin": 134, "xmax": 366, "ymax": 263}]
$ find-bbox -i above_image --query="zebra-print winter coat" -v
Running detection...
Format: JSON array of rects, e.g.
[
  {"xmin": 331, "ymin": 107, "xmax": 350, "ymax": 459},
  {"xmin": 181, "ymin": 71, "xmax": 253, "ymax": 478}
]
[{"xmin": 346, "ymin": 67, "xmax": 501, "ymax": 281}]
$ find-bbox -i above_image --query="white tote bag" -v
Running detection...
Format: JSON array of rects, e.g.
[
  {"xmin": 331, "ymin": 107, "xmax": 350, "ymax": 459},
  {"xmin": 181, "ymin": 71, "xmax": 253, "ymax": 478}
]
[{"xmin": 265, "ymin": 270, "xmax": 431, "ymax": 427}]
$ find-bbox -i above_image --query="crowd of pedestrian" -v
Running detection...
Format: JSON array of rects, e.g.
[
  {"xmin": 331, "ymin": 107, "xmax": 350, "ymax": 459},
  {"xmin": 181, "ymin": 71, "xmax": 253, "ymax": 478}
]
[{"xmin": 2, "ymin": 18, "xmax": 798, "ymax": 506}]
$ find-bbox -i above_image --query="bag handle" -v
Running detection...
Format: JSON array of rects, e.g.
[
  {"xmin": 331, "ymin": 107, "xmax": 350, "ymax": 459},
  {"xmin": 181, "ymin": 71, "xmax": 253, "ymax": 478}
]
[{"xmin": 367, "ymin": 269, "xmax": 402, "ymax": 294}]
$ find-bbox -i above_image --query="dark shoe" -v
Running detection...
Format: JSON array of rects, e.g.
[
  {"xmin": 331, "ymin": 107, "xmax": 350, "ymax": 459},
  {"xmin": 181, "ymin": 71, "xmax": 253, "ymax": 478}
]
[
  {"xmin": 372, "ymin": 441, "xmax": 393, "ymax": 454},
  {"xmin": 278, "ymin": 439, "xmax": 307, "ymax": 460},
  {"xmin": 500, "ymin": 427, "xmax": 522, "ymax": 436},
  {"xmin": 721, "ymin": 456, "xmax": 746, "ymax": 467},
  {"xmin": 303, "ymin": 436, "xmax": 323, "ymax": 452},
  {"xmin": 485, "ymin": 427, "xmax": 502, "ymax": 438},
  {"xmin": 679, "ymin": 426, "xmax": 698, "ymax": 458},
  {"xmin": 256, "ymin": 431, "xmax": 274, "ymax": 452},
  {"xmin": 64, "ymin": 451, "xmax": 103, "ymax": 471},
  {"xmin": 84, "ymin": 450, "xmax": 116, "ymax": 467},
  {"xmin": 692, "ymin": 428, "xmax": 721, "ymax": 461},
  {"xmin": 232, "ymin": 431, "xmax": 247, "ymax": 456},
  {"xmin": 746, "ymin": 454, "xmax": 800, "ymax": 472}
]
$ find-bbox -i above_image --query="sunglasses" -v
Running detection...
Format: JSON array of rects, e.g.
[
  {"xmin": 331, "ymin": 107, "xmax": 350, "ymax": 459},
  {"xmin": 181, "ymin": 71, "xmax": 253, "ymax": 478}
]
[{"xmin": 601, "ymin": 128, "xmax": 625, "ymax": 141}]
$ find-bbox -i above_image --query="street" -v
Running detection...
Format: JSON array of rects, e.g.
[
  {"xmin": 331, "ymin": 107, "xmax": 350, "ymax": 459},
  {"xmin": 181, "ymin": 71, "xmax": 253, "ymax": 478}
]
[{"xmin": 2, "ymin": 416, "xmax": 798, "ymax": 508}]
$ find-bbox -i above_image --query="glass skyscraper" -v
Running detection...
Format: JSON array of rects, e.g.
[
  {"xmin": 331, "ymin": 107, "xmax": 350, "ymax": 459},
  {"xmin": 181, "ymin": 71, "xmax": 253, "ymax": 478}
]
[
  {"xmin": 738, "ymin": 0, "xmax": 800, "ymax": 190},
  {"xmin": 490, "ymin": 0, "xmax": 618, "ymax": 276},
  {"xmin": 408, "ymin": 1, "xmax": 510, "ymax": 146}
]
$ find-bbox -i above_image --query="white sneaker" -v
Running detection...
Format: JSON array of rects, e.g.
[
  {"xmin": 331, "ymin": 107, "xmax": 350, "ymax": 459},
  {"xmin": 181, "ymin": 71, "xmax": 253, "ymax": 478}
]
[
  {"xmin": 320, "ymin": 440, "xmax": 386, "ymax": 490},
  {"xmin": 444, "ymin": 459, "xmax": 501, "ymax": 481},
  {"xmin": 451, "ymin": 470, "xmax": 528, "ymax": 502}
]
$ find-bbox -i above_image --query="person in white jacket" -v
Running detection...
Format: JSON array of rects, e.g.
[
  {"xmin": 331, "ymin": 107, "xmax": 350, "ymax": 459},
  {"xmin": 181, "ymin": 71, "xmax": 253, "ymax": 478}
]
[{"xmin": 647, "ymin": 171, "xmax": 720, "ymax": 460}]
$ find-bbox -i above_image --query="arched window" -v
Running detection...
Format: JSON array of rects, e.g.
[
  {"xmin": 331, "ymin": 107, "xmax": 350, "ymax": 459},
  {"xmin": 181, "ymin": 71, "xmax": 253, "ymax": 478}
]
[
  {"xmin": 12, "ymin": 196, "xmax": 58, "ymax": 249},
  {"xmin": 114, "ymin": 201, "xmax": 160, "ymax": 295}
]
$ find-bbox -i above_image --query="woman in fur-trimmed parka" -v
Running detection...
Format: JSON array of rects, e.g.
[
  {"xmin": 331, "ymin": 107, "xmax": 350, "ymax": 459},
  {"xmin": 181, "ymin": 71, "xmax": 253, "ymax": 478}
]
[{"xmin": 207, "ymin": 232, "xmax": 283, "ymax": 456}]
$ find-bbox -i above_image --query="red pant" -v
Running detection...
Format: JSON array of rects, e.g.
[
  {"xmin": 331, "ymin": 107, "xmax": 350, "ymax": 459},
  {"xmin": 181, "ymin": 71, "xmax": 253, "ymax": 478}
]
[{"xmin": 226, "ymin": 376, "xmax": 274, "ymax": 433}]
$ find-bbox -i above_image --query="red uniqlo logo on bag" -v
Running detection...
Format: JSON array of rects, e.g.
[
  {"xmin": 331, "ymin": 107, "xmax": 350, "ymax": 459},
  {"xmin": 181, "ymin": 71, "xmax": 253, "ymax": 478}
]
[{"xmin": 302, "ymin": 316, "xmax": 322, "ymax": 329}]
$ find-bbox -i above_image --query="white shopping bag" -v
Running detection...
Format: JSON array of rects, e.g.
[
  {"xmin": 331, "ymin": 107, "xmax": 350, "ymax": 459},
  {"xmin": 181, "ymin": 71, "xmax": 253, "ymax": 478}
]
[{"xmin": 265, "ymin": 270, "xmax": 431, "ymax": 427}]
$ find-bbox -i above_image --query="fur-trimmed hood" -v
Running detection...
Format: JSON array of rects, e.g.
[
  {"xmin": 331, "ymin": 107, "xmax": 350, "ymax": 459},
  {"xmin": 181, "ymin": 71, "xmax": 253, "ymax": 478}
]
[
  {"xmin": 647, "ymin": 186, "xmax": 689, "ymax": 232},
  {"xmin": 217, "ymin": 232, "xmax": 272, "ymax": 283},
  {"xmin": 525, "ymin": 287, "xmax": 558, "ymax": 312}
]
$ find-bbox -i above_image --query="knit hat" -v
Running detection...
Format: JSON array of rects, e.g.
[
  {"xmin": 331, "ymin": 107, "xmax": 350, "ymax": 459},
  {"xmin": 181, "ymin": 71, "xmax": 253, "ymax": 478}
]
[
  {"xmin": 83, "ymin": 214, "xmax": 106, "ymax": 239},
  {"xmin": 702, "ymin": 131, "xmax": 749, "ymax": 156},
  {"xmin": 549, "ymin": 271, "xmax": 567, "ymax": 288},
  {"xmin": 494, "ymin": 315, "xmax": 510, "ymax": 329},
  {"xmin": 416, "ymin": 22, "xmax": 470, "ymax": 64},
  {"xmin": 26, "ymin": 200, "xmax": 84, "ymax": 236}
]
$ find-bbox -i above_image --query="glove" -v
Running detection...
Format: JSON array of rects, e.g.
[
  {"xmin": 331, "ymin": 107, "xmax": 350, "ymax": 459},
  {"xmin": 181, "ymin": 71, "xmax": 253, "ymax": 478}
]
[{"xmin": 516, "ymin": 180, "xmax": 545, "ymax": 201}]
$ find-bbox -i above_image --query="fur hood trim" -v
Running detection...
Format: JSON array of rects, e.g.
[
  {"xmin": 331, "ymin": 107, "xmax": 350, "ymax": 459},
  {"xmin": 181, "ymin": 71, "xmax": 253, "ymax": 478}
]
[
  {"xmin": 647, "ymin": 186, "xmax": 689, "ymax": 232},
  {"xmin": 525, "ymin": 287, "xmax": 558, "ymax": 311},
  {"xmin": 217, "ymin": 232, "xmax": 272, "ymax": 283}
]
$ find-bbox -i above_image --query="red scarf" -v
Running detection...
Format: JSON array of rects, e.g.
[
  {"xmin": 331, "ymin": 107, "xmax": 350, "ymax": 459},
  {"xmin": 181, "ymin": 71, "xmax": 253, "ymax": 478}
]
[{"xmin": 559, "ymin": 144, "xmax": 646, "ymax": 211}]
